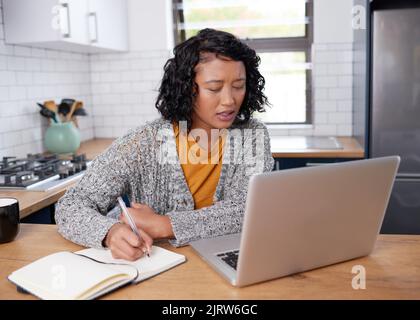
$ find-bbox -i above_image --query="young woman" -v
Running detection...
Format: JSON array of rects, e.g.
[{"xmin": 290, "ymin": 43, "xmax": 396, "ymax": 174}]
[{"xmin": 55, "ymin": 28, "xmax": 274, "ymax": 261}]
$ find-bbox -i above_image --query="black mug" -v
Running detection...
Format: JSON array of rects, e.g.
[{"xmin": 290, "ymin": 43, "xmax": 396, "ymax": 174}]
[{"xmin": 0, "ymin": 198, "xmax": 20, "ymax": 243}]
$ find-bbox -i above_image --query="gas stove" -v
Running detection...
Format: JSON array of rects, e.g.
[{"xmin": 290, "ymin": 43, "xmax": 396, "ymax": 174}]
[{"xmin": 0, "ymin": 153, "xmax": 91, "ymax": 192}]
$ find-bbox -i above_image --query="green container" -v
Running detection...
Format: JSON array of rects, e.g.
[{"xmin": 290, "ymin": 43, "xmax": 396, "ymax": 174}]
[{"xmin": 44, "ymin": 122, "xmax": 81, "ymax": 154}]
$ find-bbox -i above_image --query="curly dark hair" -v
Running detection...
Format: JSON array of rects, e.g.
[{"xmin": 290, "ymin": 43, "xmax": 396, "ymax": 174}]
[{"xmin": 155, "ymin": 28, "xmax": 268, "ymax": 129}]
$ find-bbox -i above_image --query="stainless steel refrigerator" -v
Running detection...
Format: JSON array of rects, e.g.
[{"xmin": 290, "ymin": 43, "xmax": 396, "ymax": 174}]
[{"xmin": 370, "ymin": 3, "xmax": 420, "ymax": 234}]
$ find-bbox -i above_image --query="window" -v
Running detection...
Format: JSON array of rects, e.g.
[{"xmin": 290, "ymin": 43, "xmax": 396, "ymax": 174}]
[{"xmin": 173, "ymin": 0, "xmax": 313, "ymax": 124}]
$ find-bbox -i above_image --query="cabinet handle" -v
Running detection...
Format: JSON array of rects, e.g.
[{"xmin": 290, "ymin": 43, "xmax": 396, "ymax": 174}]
[
  {"xmin": 88, "ymin": 12, "xmax": 98, "ymax": 43},
  {"xmin": 60, "ymin": 3, "xmax": 71, "ymax": 38}
]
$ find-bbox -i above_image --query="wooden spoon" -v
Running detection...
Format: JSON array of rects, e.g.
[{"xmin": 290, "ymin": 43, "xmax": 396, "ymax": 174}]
[
  {"xmin": 71, "ymin": 101, "xmax": 84, "ymax": 127},
  {"xmin": 66, "ymin": 101, "xmax": 78, "ymax": 122},
  {"xmin": 75, "ymin": 101, "xmax": 83, "ymax": 110}
]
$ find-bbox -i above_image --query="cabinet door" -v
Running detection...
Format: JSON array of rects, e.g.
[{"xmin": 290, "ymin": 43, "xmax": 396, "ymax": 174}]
[
  {"xmin": 61, "ymin": 0, "xmax": 89, "ymax": 45},
  {"xmin": 3, "ymin": 0, "xmax": 60, "ymax": 44},
  {"xmin": 88, "ymin": 0, "xmax": 128, "ymax": 51},
  {"xmin": 3, "ymin": 0, "xmax": 89, "ymax": 49}
]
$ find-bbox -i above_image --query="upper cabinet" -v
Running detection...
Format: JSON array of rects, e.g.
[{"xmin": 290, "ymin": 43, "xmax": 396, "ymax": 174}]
[
  {"xmin": 88, "ymin": 0, "xmax": 128, "ymax": 52},
  {"xmin": 3, "ymin": 0, "xmax": 128, "ymax": 53}
]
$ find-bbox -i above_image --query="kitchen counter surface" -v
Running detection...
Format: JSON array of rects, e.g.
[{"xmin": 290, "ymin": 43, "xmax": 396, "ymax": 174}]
[
  {"xmin": 270, "ymin": 136, "xmax": 364, "ymax": 158},
  {"xmin": 73, "ymin": 136, "xmax": 364, "ymax": 158},
  {"xmin": 0, "ymin": 136, "xmax": 364, "ymax": 218}
]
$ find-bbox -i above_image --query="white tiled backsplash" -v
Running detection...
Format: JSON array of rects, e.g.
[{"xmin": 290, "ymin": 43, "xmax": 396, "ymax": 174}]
[
  {"xmin": 0, "ymin": 1, "xmax": 354, "ymax": 158},
  {"xmin": 89, "ymin": 50, "xmax": 170, "ymax": 138},
  {"xmin": 312, "ymin": 43, "xmax": 353, "ymax": 136}
]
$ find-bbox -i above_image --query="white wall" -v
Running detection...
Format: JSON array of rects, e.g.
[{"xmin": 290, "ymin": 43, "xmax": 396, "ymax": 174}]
[
  {"xmin": 312, "ymin": 0, "xmax": 354, "ymax": 136},
  {"xmin": 0, "ymin": 3, "xmax": 94, "ymax": 158},
  {"xmin": 127, "ymin": 0, "xmax": 174, "ymax": 51},
  {"xmin": 314, "ymin": 0, "xmax": 354, "ymax": 43}
]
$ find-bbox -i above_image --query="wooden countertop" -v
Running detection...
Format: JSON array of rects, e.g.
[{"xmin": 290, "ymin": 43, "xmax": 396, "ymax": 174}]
[
  {"xmin": 0, "ymin": 224, "xmax": 419, "ymax": 299},
  {"xmin": 74, "ymin": 136, "xmax": 364, "ymax": 159},
  {"xmin": 0, "ymin": 136, "xmax": 363, "ymax": 219},
  {"xmin": 270, "ymin": 136, "xmax": 364, "ymax": 158}
]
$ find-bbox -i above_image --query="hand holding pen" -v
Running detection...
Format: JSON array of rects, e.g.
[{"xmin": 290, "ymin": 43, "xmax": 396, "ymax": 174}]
[{"xmin": 117, "ymin": 197, "xmax": 152, "ymax": 257}]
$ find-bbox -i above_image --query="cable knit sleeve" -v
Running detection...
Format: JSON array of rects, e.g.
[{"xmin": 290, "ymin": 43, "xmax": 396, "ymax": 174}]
[{"xmin": 54, "ymin": 129, "xmax": 144, "ymax": 249}]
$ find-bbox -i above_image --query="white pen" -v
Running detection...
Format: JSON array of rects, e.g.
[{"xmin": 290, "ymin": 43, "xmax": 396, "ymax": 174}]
[{"xmin": 117, "ymin": 196, "xmax": 150, "ymax": 257}]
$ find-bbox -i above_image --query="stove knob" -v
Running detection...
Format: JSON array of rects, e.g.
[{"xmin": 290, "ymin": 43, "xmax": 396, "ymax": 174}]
[
  {"xmin": 36, "ymin": 171, "xmax": 45, "ymax": 179},
  {"xmin": 4, "ymin": 175, "xmax": 12, "ymax": 184},
  {"xmin": 66, "ymin": 163, "xmax": 75, "ymax": 176}
]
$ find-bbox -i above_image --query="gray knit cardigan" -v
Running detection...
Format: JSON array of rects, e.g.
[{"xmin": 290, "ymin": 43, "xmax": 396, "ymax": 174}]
[{"xmin": 55, "ymin": 117, "xmax": 274, "ymax": 248}]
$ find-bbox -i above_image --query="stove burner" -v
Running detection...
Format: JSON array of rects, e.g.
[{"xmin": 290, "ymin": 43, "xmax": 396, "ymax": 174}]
[{"xmin": 0, "ymin": 153, "xmax": 90, "ymax": 190}]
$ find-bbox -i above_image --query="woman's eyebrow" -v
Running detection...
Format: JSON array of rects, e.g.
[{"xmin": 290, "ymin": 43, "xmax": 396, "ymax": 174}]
[
  {"xmin": 204, "ymin": 79, "xmax": 223, "ymax": 84},
  {"xmin": 204, "ymin": 78, "xmax": 246, "ymax": 84}
]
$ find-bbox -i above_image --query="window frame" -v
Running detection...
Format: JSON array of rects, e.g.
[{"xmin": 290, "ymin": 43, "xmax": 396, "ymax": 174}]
[{"xmin": 172, "ymin": 0, "xmax": 314, "ymax": 125}]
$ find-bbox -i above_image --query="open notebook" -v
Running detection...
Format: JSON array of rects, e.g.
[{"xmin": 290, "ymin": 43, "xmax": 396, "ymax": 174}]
[{"xmin": 8, "ymin": 246, "xmax": 186, "ymax": 300}]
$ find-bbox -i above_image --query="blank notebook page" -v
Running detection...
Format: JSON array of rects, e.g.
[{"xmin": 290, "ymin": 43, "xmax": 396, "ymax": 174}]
[{"xmin": 76, "ymin": 245, "xmax": 186, "ymax": 283}]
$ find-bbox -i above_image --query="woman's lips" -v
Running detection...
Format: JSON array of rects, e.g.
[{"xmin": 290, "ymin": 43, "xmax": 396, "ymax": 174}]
[{"xmin": 216, "ymin": 110, "xmax": 235, "ymax": 122}]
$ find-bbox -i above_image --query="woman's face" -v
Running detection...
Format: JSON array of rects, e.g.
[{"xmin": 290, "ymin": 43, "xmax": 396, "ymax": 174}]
[{"xmin": 191, "ymin": 54, "xmax": 246, "ymax": 132}]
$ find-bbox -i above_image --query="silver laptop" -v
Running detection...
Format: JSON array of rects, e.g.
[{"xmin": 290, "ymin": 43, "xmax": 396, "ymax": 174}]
[{"xmin": 190, "ymin": 156, "xmax": 400, "ymax": 287}]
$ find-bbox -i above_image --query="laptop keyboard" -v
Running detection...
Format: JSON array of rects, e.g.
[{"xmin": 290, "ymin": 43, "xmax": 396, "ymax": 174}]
[{"xmin": 216, "ymin": 250, "xmax": 240, "ymax": 270}]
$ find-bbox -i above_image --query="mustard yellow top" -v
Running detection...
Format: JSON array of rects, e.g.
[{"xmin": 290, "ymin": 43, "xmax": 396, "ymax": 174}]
[{"xmin": 173, "ymin": 123, "xmax": 226, "ymax": 209}]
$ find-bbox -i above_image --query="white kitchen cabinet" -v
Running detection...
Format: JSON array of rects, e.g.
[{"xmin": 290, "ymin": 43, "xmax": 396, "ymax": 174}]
[
  {"xmin": 3, "ymin": 0, "xmax": 128, "ymax": 53},
  {"xmin": 88, "ymin": 0, "xmax": 128, "ymax": 52}
]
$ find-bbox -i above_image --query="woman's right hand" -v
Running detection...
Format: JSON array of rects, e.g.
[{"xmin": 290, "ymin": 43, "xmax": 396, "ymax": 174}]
[{"xmin": 103, "ymin": 223, "xmax": 153, "ymax": 261}]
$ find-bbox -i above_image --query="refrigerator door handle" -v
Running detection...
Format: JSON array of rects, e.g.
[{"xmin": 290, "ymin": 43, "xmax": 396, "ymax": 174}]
[
  {"xmin": 395, "ymin": 173, "xmax": 420, "ymax": 182},
  {"xmin": 395, "ymin": 178, "xmax": 420, "ymax": 183},
  {"xmin": 396, "ymin": 173, "xmax": 420, "ymax": 180}
]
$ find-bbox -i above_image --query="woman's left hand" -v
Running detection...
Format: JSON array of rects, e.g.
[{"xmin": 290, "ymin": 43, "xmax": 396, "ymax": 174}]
[{"xmin": 119, "ymin": 202, "xmax": 174, "ymax": 240}]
